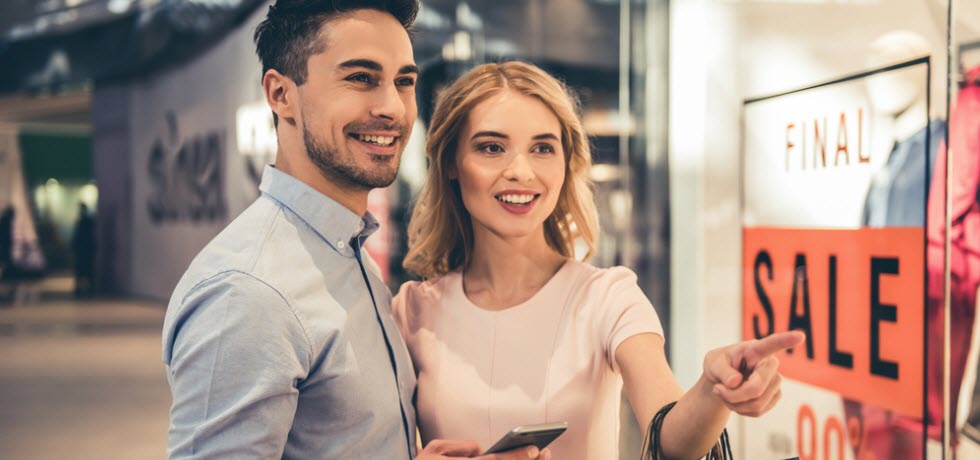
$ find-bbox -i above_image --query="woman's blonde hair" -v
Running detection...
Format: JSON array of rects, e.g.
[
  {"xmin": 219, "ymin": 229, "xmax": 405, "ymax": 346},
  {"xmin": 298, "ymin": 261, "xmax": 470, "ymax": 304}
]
[{"xmin": 403, "ymin": 61, "xmax": 599, "ymax": 279}]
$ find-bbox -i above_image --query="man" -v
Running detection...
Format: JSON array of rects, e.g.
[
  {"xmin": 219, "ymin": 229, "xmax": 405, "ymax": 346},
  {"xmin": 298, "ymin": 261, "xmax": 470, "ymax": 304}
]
[{"xmin": 162, "ymin": 1, "xmax": 548, "ymax": 459}]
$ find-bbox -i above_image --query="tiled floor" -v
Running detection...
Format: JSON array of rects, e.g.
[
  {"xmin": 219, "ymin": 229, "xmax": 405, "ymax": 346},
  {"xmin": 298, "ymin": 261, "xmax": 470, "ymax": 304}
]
[{"xmin": 0, "ymin": 292, "xmax": 170, "ymax": 460}]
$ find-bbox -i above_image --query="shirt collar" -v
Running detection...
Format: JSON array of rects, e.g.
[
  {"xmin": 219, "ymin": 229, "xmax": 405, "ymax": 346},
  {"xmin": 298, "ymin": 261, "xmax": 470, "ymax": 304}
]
[{"xmin": 258, "ymin": 166, "xmax": 379, "ymax": 256}]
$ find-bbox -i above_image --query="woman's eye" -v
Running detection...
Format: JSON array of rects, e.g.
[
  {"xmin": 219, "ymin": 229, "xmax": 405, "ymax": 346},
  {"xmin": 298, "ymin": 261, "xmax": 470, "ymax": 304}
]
[
  {"xmin": 479, "ymin": 143, "xmax": 504, "ymax": 154},
  {"xmin": 534, "ymin": 144, "xmax": 555, "ymax": 154}
]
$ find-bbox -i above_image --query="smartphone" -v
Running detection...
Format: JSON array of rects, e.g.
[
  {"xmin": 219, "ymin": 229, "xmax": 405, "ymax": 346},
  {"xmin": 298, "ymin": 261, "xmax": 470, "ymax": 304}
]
[{"xmin": 483, "ymin": 422, "xmax": 568, "ymax": 454}]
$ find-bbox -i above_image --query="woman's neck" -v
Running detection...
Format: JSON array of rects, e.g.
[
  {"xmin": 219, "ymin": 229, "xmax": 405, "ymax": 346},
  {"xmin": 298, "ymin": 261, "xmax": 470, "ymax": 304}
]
[{"xmin": 462, "ymin": 227, "xmax": 567, "ymax": 311}]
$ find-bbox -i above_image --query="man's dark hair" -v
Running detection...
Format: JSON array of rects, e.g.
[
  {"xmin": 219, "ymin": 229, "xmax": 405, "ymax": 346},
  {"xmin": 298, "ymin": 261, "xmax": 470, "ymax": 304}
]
[{"xmin": 254, "ymin": 0, "xmax": 419, "ymax": 86}]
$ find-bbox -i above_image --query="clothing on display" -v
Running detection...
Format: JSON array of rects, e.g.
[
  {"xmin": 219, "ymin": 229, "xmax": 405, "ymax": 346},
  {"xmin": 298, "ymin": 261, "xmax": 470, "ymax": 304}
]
[
  {"xmin": 846, "ymin": 116, "xmax": 946, "ymax": 460},
  {"xmin": 862, "ymin": 120, "xmax": 946, "ymax": 227},
  {"xmin": 938, "ymin": 64, "xmax": 980, "ymax": 444}
]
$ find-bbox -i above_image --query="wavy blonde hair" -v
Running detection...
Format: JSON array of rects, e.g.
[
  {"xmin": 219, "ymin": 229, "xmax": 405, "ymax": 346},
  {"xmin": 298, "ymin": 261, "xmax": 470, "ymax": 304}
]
[{"xmin": 403, "ymin": 61, "xmax": 599, "ymax": 279}]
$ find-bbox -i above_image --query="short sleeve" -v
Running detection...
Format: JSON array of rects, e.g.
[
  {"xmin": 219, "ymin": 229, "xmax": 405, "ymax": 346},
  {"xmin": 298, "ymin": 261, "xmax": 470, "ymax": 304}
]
[
  {"xmin": 163, "ymin": 271, "xmax": 311, "ymax": 459},
  {"xmin": 591, "ymin": 267, "xmax": 665, "ymax": 374},
  {"xmin": 391, "ymin": 280, "xmax": 419, "ymax": 340}
]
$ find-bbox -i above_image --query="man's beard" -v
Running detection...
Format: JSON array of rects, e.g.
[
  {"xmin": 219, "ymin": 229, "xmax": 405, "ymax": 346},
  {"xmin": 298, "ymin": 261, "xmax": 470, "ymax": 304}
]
[{"xmin": 303, "ymin": 122, "xmax": 399, "ymax": 190}]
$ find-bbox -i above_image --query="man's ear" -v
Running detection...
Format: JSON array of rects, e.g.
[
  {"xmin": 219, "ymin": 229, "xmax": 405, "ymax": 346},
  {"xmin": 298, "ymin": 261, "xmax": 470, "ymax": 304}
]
[{"xmin": 263, "ymin": 69, "xmax": 298, "ymax": 126}]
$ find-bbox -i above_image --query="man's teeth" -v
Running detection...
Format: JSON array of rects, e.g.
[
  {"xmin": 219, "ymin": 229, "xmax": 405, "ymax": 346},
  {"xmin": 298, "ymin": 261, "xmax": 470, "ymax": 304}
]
[
  {"xmin": 355, "ymin": 134, "xmax": 395, "ymax": 146},
  {"xmin": 496, "ymin": 194, "xmax": 535, "ymax": 204}
]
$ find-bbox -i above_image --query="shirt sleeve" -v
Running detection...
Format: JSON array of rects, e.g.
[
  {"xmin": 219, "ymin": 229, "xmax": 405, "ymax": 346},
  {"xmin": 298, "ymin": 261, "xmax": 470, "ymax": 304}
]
[
  {"xmin": 391, "ymin": 281, "xmax": 412, "ymax": 339},
  {"xmin": 164, "ymin": 271, "xmax": 312, "ymax": 459},
  {"xmin": 592, "ymin": 267, "xmax": 665, "ymax": 374}
]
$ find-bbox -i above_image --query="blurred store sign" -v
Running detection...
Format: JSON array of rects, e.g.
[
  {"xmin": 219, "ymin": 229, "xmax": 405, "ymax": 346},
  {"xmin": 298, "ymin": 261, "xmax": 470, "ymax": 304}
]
[{"xmin": 146, "ymin": 112, "xmax": 227, "ymax": 223}]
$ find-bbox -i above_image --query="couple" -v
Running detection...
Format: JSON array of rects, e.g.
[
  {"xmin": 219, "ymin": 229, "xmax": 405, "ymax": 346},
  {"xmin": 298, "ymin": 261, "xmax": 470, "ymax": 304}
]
[{"xmin": 161, "ymin": 1, "xmax": 802, "ymax": 459}]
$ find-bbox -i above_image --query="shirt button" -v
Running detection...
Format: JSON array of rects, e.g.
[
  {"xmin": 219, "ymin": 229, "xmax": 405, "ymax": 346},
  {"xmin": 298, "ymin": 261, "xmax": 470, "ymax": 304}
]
[{"xmin": 337, "ymin": 241, "xmax": 346, "ymax": 249}]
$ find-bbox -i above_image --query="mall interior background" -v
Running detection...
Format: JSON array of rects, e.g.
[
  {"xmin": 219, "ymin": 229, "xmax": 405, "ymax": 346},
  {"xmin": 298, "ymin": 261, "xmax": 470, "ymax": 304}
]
[{"xmin": 1, "ymin": 0, "xmax": 979, "ymax": 458}]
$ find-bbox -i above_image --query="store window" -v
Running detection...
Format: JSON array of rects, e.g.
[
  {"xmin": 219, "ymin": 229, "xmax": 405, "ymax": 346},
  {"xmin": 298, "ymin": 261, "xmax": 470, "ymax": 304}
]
[{"xmin": 722, "ymin": 0, "xmax": 974, "ymax": 458}]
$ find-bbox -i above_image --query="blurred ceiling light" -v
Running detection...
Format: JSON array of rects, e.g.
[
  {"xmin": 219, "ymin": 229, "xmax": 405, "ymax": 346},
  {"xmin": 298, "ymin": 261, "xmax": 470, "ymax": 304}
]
[
  {"xmin": 186, "ymin": 0, "xmax": 243, "ymax": 6},
  {"xmin": 108, "ymin": 0, "xmax": 135, "ymax": 13},
  {"xmin": 589, "ymin": 164, "xmax": 621, "ymax": 182},
  {"xmin": 79, "ymin": 183, "xmax": 99, "ymax": 208},
  {"xmin": 442, "ymin": 31, "xmax": 473, "ymax": 62},
  {"xmin": 456, "ymin": 2, "xmax": 482, "ymax": 30},
  {"xmin": 453, "ymin": 31, "xmax": 472, "ymax": 60},
  {"xmin": 54, "ymin": 10, "xmax": 81, "ymax": 26},
  {"xmin": 416, "ymin": 5, "xmax": 451, "ymax": 30}
]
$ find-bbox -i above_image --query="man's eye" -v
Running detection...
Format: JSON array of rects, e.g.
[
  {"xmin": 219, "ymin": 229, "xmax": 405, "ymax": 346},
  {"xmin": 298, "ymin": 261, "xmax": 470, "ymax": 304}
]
[
  {"xmin": 347, "ymin": 74, "xmax": 372, "ymax": 84},
  {"xmin": 397, "ymin": 77, "xmax": 416, "ymax": 87}
]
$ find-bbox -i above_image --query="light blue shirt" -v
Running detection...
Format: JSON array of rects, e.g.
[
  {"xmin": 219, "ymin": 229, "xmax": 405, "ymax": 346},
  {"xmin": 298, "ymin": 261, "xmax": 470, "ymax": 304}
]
[{"xmin": 162, "ymin": 166, "xmax": 417, "ymax": 459}]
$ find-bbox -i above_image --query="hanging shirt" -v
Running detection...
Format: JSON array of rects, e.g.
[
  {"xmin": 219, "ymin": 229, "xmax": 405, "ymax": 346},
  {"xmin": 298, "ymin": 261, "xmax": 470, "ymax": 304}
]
[{"xmin": 863, "ymin": 120, "xmax": 945, "ymax": 227}]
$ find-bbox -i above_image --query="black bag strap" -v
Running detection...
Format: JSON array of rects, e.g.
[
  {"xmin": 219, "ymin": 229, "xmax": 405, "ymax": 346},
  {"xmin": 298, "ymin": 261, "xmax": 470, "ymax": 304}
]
[{"xmin": 640, "ymin": 401, "xmax": 734, "ymax": 460}]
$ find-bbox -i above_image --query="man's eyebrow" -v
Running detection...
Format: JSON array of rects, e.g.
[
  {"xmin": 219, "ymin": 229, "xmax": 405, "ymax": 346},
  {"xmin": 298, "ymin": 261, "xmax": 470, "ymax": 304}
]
[
  {"xmin": 337, "ymin": 60, "xmax": 419, "ymax": 76},
  {"xmin": 470, "ymin": 131, "xmax": 508, "ymax": 140},
  {"xmin": 338, "ymin": 59, "xmax": 382, "ymax": 71}
]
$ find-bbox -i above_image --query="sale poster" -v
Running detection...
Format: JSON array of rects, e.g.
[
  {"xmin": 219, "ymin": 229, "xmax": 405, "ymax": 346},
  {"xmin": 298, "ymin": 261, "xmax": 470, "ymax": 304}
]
[{"xmin": 741, "ymin": 58, "xmax": 933, "ymax": 460}]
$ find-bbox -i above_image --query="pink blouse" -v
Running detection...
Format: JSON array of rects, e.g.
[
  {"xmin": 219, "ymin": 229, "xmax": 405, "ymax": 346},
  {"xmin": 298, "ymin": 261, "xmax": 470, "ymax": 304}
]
[{"xmin": 392, "ymin": 260, "xmax": 664, "ymax": 460}]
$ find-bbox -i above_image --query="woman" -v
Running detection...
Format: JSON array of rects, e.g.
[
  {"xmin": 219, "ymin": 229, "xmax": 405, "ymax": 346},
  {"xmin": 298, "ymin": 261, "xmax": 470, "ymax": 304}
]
[{"xmin": 392, "ymin": 61, "xmax": 803, "ymax": 460}]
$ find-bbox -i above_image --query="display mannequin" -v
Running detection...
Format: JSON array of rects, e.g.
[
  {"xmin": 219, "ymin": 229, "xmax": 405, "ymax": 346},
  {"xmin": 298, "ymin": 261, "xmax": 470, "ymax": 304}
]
[{"xmin": 862, "ymin": 31, "xmax": 944, "ymax": 227}]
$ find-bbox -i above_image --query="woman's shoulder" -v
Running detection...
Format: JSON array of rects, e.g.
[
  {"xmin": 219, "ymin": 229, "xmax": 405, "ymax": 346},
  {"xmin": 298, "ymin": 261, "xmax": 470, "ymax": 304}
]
[
  {"xmin": 394, "ymin": 272, "xmax": 459, "ymax": 310},
  {"xmin": 559, "ymin": 260, "xmax": 649, "ymax": 307},
  {"xmin": 564, "ymin": 259, "xmax": 640, "ymax": 288},
  {"xmin": 392, "ymin": 273, "xmax": 460, "ymax": 335}
]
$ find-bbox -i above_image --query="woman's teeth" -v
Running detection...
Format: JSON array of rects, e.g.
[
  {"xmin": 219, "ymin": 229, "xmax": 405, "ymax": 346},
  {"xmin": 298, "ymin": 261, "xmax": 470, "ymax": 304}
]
[
  {"xmin": 355, "ymin": 134, "xmax": 395, "ymax": 146},
  {"xmin": 496, "ymin": 194, "xmax": 535, "ymax": 205}
]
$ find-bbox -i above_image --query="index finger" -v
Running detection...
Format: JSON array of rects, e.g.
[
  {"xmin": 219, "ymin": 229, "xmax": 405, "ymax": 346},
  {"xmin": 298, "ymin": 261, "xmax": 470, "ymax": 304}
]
[{"xmin": 747, "ymin": 331, "xmax": 806, "ymax": 359}]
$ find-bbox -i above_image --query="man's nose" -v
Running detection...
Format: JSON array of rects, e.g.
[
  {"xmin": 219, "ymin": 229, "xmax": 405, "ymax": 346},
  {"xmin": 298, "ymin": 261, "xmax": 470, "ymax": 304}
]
[{"xmin": 370, "ymin": 82, "xmax": 406, "ymax": 122}]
